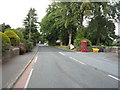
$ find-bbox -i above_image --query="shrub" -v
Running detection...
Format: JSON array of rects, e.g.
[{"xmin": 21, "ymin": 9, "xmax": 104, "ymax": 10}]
[
  {"xmin": 1, "ymin": 32, "xmax": 11, "ymax": 44},
  {"xmin": 74, "ymin": 38, "xmax": 92, "ymax": 48},
  {"xmin": 6, "ymin": 29, "xmax": 24, "ymax": 42},
  {"xmin": 0, "ymin": 32, "xmax": 11, "ymax": 54},
  {"xmin": 4, "ymin": 30, "xmax": 20, "ymax": 46},
  {"xmin": 25, "ymin": 40, "xmax": 34, "ymax": 52},
  {"xmin": 112, "ymin": 43, "xmax": 120, "ymax": 46},
  {"xmin": 98, "ymin": 46, "xmax": 105, "ymax": 52}
]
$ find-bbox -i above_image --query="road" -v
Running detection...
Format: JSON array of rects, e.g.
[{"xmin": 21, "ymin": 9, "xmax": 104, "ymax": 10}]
[{"xmin": 26, "ymin": 45, "xmax": 119, "ymax": 88}]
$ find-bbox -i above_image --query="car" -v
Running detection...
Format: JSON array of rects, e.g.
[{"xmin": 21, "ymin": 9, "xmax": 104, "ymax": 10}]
[{"xmin": 117, "ymin": 41, "xmax": 120, "ymax": 43}]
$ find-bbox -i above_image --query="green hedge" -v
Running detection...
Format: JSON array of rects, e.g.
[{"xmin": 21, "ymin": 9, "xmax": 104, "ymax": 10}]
[
  {"xmin": 74, "ymin": 38, "xmax": 92, "ymax": 48},
  {"xmin": 4, "ymin": 30, "xmax": 20, "ymax": 46}
]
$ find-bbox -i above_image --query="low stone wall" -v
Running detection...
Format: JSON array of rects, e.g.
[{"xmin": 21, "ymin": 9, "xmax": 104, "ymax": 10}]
[
  {"xmin": 105, "ymin": 46, "xmax": 120, "ymax": 53},
  {"xmin": 79, "ymin": 46, "xmax": 120, "ymax": 53},
  {"xmin": 2, "ymin": 47, "xmax": 20, "ymax": 61}
]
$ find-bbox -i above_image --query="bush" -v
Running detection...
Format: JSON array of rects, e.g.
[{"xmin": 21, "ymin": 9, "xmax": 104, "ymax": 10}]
[
  {"xmin": 98, "ymin": 47, "xmax": 105, "ymax": 52},
  {"xmin": 74, "ymin": 38, "xmax": 92, "ymax": 49},
  {"xmin": 0, "ymin": 32, "xmax": 11, "ymax": 54},
  {"xmin": 1, "ymin": 32, "xmax": 11, "ymax": 44},
  {"xmin": 6, "ymin": 29, "xmax": 24, "ymax": 42},
  {"xmin": 4, "ymin": 30, "xmax": 20, "ymax": 46},
  {"xmin": 25, "ymin": 40, "xmax": 34, "ymax": 52},
  {"xmin": 112, "ymin": 43, "xmax": 120, "ymax": 46}
]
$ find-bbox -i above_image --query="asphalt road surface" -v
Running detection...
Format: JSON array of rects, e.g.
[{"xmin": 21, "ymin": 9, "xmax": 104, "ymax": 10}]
[{"xmin": 27, "ymin": 45, "xmax": 119, "ymax": 88}]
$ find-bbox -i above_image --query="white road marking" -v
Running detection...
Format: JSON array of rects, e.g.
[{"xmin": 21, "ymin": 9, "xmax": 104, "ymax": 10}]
[
  {"xmin": 34, "ymin": 56, "xmax": 38, "ymax": 63},
  {"xmin": 108, "ymin": 75, "xmax": 120, "ymax": 81},
  {"xmin": 59, "ymin": 52, "xmax": 66, "ymax": 56},
  {"xmin": 69, "ymin": 57, "xmax": 87, "ymax": 65},
  {"xmin": 24, "ymin": 68, "xmax": 33, "ymax": 88}
]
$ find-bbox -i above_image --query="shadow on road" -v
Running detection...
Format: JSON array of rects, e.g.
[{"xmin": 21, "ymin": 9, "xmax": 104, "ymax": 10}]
[{"xmin": 38, "ymin": 46, "xmax": 72, "ymax": 52}]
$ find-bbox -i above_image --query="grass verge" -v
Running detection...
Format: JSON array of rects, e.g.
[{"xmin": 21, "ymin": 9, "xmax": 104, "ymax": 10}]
[{"xmin": 54, "ymin": 45, "xmax": 77, "ymax": 52}]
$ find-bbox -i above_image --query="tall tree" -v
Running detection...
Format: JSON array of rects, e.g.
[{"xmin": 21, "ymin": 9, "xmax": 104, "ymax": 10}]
[
  {"xmin": 84, "ymin": 2, "xmax": 118, "ymax": 45},
  {"xmin": 23, "ymin": 8, "xmax": 40, "ymax": 45},
  {"xmin": 40, "ymin": 4, "xmax": 60, "ymax": 45},
  {"xmin": 86, "ymin": 15, "xmax": 116, "ymax": 45},
  {"xmin": 57, "ymin": 2, "xmax": 77, "ymax": 46},
  {"xmin": 24, "ymin": 8, "xmax": 38, "ymax": 39}
]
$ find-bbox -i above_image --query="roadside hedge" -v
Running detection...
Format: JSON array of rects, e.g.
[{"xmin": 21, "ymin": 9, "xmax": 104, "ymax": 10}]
[{"xmin": 4, "ymin": 30, "xmax": 20, "ymax": 46}]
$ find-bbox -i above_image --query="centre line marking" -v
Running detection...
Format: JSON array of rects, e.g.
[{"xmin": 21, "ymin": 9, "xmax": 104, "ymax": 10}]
[
  {"xmin": 59, "ymin": 52, "xmax": 66, "ymax": 56},
  {"xmin": 69, "ymin": 57, "xmax": 87, "ymax": 65},
  {"xmin": 76, "ymin": 52, "xmax": 81, "ymax": 53},
  {"xmin": 24, "ymin": 68, "xmax": 33, "ymax": 88},
  {"xmin": 108, "ymin": 75, "xmax": 120, "ymax": 81},
  {"xmin": 34, "ymin": 57, "xmax": 38, "ymax": 63}
]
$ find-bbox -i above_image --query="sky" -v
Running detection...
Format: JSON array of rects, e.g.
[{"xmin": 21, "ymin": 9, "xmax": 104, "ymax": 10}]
[
  {"xmin": 0, "ymin": 0, "xmax": 119, "ymax": 35},
  {"xmin": 0, "ymin": 0, "xmax": 52, "ymax": 28}
]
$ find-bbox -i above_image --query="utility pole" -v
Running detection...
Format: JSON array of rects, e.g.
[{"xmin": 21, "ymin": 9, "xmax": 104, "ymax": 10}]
[{"xmin": 29, "ymin": 9, "xmax": 32, "ymax": 40}]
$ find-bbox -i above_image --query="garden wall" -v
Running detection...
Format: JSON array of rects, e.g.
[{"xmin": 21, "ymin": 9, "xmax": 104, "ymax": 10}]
[
  {"xmin": 2, "ymin": 47, "xmax": 19, "ymax": 61},
  {"xmin": 87, "ymin": 46, "xmax": 120, "ymax": 53},
  {"xmin": 105, "ymin": 46, "xmax": 120, "ymax": 53}
]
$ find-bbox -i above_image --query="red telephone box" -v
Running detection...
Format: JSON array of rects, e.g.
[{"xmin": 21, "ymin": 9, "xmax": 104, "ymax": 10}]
[{"xmin": 81, "ymin": 40, "xmax": 87, "ymax": 52}]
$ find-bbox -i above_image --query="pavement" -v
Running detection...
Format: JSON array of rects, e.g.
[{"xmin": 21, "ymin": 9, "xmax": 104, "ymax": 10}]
[
  {"xmin": 2, "ymin": 46, "xmax": 38, "ymax": 88},
  {"xmin": 26, "ymin": 45, "xmax": 119, "ymax": 88}
]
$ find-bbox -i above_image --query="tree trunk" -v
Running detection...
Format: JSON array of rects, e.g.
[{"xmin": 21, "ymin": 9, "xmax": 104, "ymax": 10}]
[
  {"xmin": 60, "ymin": 42, "xmax": 63, "ymax": 46},
  {"xmin": 96, "ymin": 28, "xmax": 100, "ymax": 45},
  {"xmin": 68, "ymin": 33, "xmax": 72, "ymax": 45},
  {"xmin": 96, "ymin": 37, "xmax": 100, "ymax": 45},
  {"xmin": 68, "ymin": 27, "xmax": 72, "ymax": 46}
]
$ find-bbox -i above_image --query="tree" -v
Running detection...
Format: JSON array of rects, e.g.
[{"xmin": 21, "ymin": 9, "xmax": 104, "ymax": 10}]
[
  {"xmin": 108, "ymin": 1, "xmax": 120, "ymax": 22},
  {"xmin": 0, "ymin": 23, "xmax": 11, "ymax": 32},
  {"xmin": 86, "ymin": 15, "xmax": 117, "ymax": 46},
  {"xmin": 40, "ymin": 1, "xmax": 119, "ymax": 46},
  {"xmin": 40, "ymin": 10, "xmax": 59, "ymax": 45},
  {"xmin": 57, "ymin": 2, "xmax": 77, "ymax": 46},
  {"xmin": 23, "ymin": 8, "xmax": 40, "ymax": 45},
  {"xmin": 74, "ymin": 2, "xmax": 118, "ymax": 46}
]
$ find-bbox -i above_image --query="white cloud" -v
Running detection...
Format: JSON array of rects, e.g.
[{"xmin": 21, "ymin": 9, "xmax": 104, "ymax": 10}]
[{"xmin": 0, "ymin": 0, "xmax": 51, "ymax": 28}]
